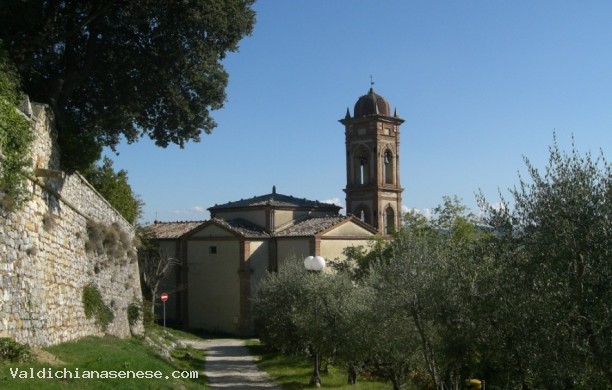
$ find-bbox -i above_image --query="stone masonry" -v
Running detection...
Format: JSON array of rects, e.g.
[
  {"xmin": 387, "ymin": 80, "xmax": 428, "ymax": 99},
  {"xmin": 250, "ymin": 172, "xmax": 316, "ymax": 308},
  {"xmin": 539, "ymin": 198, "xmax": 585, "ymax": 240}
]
[{"xmin": 0, "ymin": 103, "xmax": 144, "ymax": 346}]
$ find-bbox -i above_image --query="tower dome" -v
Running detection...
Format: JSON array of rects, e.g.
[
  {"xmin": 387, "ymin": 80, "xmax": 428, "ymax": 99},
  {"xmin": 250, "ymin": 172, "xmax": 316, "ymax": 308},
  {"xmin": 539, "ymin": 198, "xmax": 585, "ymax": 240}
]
[{"xmin": 353, "ymin": 88, "xmax": 391, "ymax": 117}]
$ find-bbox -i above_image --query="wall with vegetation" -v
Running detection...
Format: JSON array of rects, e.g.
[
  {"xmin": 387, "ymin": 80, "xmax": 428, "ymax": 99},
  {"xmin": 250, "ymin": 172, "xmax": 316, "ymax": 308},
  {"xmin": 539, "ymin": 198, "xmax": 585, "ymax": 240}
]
[{"xmin": 0, "ymin": 102, "xmax": 143, "ymax": 346}]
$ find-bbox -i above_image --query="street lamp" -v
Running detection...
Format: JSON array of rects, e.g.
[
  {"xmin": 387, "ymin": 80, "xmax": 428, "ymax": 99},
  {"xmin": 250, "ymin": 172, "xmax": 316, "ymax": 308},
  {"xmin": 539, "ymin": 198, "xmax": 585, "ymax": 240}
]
[
  {"xmin": 304, "ymin": 255, "xmax": 326, "ymax": 272},
  {"xmin": 304, "ymin": 255, "xmax": 325, "ymax": 387}
]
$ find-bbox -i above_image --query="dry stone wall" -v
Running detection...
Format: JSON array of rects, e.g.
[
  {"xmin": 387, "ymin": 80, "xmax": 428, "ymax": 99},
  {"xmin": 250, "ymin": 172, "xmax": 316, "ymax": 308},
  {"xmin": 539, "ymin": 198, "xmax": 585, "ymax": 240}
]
[{"xmin": 0, "ymin": 103, "xmax": 144, "ymax": 346}]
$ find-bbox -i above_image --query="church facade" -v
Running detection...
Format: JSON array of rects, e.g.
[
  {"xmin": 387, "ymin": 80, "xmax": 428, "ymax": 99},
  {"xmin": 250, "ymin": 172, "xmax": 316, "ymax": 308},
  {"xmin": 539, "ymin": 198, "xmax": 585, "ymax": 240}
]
[{"xmin": 148, "ymin": 88, "xmax": 404, "ymax": 335}]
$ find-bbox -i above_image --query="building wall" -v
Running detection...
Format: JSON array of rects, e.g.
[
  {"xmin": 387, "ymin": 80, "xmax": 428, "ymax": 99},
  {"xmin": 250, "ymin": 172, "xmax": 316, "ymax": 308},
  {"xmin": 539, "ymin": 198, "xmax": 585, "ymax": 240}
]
[
  {"xmin": 248, "ymin": 240, "xmax": 269, "ymax": 293},
  {"xmin": 320, "ymin": 239, "xmax": 370, "ymax": 263},
  {"xmin": 0, "ymin": 104, "xmax": 143, "ymax": 346},
  {"xmin": 319, "ymin": 220, "xmax": 376, "ymax": 262},
  {"xmin": 186, "ymin": 239, "xmax": 241, "ymax": 333},
  {"xmin": 276, "ymin": 238, "xmax": 312, "ymax": 264}
]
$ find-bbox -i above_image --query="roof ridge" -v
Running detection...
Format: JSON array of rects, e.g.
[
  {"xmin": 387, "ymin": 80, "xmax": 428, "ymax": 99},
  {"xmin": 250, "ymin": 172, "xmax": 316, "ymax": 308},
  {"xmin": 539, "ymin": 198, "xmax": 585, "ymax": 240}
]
[{"xmin": 152, "ymin": 220, "xmax": 207, "ymax": 225}]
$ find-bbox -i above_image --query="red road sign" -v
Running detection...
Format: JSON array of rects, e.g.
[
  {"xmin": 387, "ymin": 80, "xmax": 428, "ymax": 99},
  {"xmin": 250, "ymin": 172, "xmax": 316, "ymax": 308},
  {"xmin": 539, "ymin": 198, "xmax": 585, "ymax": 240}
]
[{"xmin": 160, "ymin": 292, "xmax": 168, "ymax": 302}]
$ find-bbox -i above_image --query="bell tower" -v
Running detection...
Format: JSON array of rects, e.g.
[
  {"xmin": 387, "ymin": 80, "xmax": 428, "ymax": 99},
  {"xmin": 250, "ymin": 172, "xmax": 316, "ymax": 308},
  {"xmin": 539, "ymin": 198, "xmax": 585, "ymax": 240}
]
[{"xmin": 339, "ymin": 87, "xmax": 404, "ymax": 234}]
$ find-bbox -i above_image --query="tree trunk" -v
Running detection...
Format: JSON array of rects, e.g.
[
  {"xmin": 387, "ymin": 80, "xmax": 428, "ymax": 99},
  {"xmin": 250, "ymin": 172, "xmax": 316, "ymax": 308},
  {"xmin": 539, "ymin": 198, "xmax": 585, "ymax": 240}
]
[
  {"xmin": 411, "ymin": 303, "xmax": 441, "ymax": 389},
  {"xmin": 391, "ymin": 376, "xmax": 401, "ymax": 390},
  {"xmin": 347, "ymin": 364, "xmax": 357, "ymax": 385},
  {"xmin": 150, "ymin": 286, "xmax": 158, "ymax": 316}
]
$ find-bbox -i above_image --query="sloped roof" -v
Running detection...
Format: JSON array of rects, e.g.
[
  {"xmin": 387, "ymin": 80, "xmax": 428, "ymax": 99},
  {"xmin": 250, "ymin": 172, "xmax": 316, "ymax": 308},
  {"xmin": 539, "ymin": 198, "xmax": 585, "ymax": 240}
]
[
  {"xmin": 146, "ymin": 221, "xmax": 205, "ymax": 239},
  {"xmin": 211, "ymin": 218, "xmax": 270, "ymax": 238},
  {"xmin": 147, "ymin": 216, "xmax": 374, "ymax": 240},
  {"xmin": 277, "ymin": 216, "xmax": 349, "ymax": 237},
  {"xmin": 209, "ymin": 189, "xmax": 340, "ymax": 211},
  {"xmin": 146, "ymin": 218, "xmax": 270, "ymax": 240}
]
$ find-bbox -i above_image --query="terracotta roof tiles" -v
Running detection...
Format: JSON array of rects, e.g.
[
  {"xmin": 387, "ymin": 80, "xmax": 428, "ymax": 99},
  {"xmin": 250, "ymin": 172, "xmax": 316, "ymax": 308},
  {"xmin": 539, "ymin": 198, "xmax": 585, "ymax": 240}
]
[
  {"xmin": 277, "ymin": 216, "xmax": 348, "ymax": 237},
  {"xmin": 209, "ymin": 191, "xmax": 340, "ymax": 211},
  {"xmin": 212, "ymin": 218, "xmax": 270, "ymax": 238},
  {"xmin": 146, "ymin": 221, "xmax": 204, "ymax": 239}
]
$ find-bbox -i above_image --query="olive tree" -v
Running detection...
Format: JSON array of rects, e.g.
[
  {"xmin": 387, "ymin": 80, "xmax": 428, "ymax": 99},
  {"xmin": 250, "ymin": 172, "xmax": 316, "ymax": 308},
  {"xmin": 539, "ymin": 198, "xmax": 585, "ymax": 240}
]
[
  {"xmin": 479, "ymin": 138, "xmax": 611, "ymax": 388},
  {"xmin": 254, "ymin": 256, "xmax": 379, "ymax": 386}
]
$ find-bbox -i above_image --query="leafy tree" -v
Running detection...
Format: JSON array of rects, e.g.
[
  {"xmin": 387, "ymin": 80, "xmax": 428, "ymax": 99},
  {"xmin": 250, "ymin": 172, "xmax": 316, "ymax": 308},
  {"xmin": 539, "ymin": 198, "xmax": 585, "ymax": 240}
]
[
  {"xmin": 258, "ymin": 140, "xmax": 611, "ymax": 390},
  {"xmin": 480, "ymin": 138, "xmax": 612, "ymax": 388},
  {"xmin": 357, "ymin": 266, "xmax": 428, "ymax": 390},
  {"xmin": 254, "ymin": 256, "xmax": 366, "ymax": 386},
  {"xmin": 0, "ymin": 41, "xmax": 33, "ymax": 209},
  {"xmin": 81, "ymin": 156, "xmax": 143, "ymax": 224},
  {"xmin": 352, "ymin": 197, "xmax": 495, "ymax": 390},
  {"xmin": 334, "ymin": 237, "xmax": 391, "ymax": 281},
  {"xmin": 253, "ymin": 258, "xmax": 310, "ymax": 355},
  {"xmin": 0, "ymin": 0, "xmax": 256, "ymax": 171}
]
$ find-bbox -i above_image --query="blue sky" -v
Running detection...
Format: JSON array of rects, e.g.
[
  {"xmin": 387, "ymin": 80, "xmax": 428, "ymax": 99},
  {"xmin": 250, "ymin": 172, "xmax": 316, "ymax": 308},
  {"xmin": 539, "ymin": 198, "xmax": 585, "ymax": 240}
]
[{"xmin": 105, "ymin": 0, "xmax": 612, "ymax": 225}]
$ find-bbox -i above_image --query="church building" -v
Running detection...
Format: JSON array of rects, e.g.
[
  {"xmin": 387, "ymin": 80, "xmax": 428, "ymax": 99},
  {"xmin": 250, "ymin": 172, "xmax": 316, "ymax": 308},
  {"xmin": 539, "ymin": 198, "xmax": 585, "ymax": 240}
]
[{"xmin": 148, "ymin": 87, "xmax": 404, "ymax": 335}]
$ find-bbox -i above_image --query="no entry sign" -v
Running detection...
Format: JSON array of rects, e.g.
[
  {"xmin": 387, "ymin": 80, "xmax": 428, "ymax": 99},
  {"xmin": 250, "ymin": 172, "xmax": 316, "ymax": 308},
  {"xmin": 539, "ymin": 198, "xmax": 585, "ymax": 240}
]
[{"xmin": 160, "ymin": 292, "xmax": 168, "ymax": 302}]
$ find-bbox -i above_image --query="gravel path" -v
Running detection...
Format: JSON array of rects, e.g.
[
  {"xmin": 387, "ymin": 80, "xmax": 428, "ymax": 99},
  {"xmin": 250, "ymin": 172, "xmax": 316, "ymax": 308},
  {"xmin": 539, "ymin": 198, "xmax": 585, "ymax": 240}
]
[{"xmin": 182, "ymin": 338, "xmax": 282, "ymax": 389}]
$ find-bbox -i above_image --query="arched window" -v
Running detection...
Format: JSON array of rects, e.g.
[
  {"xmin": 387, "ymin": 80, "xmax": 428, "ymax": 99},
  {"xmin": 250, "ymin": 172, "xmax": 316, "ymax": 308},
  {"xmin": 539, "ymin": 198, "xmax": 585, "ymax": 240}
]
[
  {"xmin": 385, "ymin": 206, "xmax": 395, "ymax": 234},
  {"xmin": 384, "ymin": 150, "xmax": 394, "ymax": 185},
  {"xmin": 356, "ymin": 154, "xmax": 368, "ymax": 185},
  {"xmin": 354, "ymin": 205, "xmax": 370, "ymax": 225}
]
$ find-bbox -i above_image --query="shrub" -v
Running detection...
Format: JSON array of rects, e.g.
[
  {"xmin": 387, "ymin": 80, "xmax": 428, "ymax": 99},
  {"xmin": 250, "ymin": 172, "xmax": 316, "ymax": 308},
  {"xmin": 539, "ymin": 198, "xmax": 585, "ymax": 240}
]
[
  {"xmin": 142, "ymin": 300, "xmax": 158, "ymax": 326},
  {"xmin": 85, "ymin": 220, "xmax": 134, "ymax": 265},
  {"xmin": 127, "ymin": 302, "xmax": 141, "ymax": 328},
  {"xmin": 0, "ymin": 337, "xmax": 31, "ymax": 362},
  {"xmin": 82, "ymin": 283, "xmax": 114, "ymax": 331}
]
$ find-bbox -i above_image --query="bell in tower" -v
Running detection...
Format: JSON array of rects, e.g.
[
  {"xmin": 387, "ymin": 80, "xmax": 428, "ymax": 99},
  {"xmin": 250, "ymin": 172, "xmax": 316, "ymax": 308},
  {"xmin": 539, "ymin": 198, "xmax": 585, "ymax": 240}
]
[{"xmin": 339, "ymin": 87, "xmax": 404, "ymax": 234}]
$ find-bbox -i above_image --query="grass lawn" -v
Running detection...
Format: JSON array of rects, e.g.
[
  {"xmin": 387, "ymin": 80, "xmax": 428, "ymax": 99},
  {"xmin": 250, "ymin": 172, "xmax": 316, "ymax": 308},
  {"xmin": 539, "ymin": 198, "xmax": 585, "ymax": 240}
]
[
  {"xmin": 0, "ymin": 326, "xmax": 209, "ymax": 389},
  {"xmin": 245, "ymin": 340, "xmax": 392, "ymax": 389}
]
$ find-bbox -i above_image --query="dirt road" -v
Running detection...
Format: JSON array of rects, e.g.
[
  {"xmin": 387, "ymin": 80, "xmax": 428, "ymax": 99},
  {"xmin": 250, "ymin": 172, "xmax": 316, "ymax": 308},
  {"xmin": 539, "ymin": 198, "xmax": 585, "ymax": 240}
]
[{"xmin": 183, "ymin": 338, "xmax": 282, "ymax": 389}]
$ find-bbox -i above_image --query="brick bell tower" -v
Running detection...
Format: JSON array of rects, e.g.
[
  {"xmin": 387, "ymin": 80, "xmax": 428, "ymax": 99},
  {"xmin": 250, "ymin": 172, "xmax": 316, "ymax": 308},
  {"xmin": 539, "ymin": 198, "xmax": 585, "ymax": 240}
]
[{"xmin": 339, "ymin": 86, "xmax": 404, "ymax": 234}]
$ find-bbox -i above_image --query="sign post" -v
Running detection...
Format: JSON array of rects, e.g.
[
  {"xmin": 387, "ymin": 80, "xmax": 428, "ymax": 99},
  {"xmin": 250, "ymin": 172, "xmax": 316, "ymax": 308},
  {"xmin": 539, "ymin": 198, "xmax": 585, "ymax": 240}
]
[{"xmin": 160, "ymin": 292, "xmax": 168, "ymax": 329}]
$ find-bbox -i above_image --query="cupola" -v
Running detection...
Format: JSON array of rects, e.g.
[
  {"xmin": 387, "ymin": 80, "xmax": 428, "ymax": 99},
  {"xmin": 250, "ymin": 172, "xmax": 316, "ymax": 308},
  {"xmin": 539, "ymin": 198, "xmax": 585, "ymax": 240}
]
[{"xmin": 353, "ymin": 88, "xmax": 391, "ymax": 117}]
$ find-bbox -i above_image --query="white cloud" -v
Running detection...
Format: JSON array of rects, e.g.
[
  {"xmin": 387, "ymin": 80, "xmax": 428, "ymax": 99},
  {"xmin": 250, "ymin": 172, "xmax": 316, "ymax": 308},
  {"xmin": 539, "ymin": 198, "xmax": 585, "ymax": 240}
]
[
  {"xmin": 191, "ymin": 206, "xmax": 207, "ymax": 213},
  {"xmin": 172, "ymin": 205, "xmax": 207, "ymax": 216},
  {"xmin": 405, "ymin": 207, "xmax": 432, "ymax": 220},
  {"xmin": 321, "ymin": 197, "xmax": 344, "ymax": 208}
]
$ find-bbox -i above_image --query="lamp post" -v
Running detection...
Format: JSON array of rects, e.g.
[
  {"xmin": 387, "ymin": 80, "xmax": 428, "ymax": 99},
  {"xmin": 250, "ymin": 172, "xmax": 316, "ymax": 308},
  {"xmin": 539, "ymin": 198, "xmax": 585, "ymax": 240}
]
[{"xmin": 304, "ymin": 255, "xmax": 325, "ymax": 387}]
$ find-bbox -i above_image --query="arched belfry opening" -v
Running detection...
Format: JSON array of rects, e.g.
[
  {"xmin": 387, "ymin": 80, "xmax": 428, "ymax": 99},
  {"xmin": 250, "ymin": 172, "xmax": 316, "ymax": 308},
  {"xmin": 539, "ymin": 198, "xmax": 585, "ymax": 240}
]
[
  {"xmin": 352, "ymin": 147, "xmax": 370, "ymax": 186},
  {"xmin": 339, "ymin": 87, "xmax": 404, "ymax": 234},
  {"xmin": 354, "ymin": 204, "xmax": 372, "ymax": 225},
  {"xmin": 383, "ymin": 149, "xmax": 394, "ymax": 185},
  {"xmin": 385, "ymin": 206, "xmax": 396, "ymax": 235}
]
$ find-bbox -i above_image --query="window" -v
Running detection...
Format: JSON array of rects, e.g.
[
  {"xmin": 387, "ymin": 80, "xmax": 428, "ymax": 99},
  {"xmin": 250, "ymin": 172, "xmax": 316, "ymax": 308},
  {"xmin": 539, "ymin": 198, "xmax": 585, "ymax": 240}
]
[
  {"xmin": 385, "ymin": 207, "xmax": 395, "ymax": 234},
  {"xmin": 359, "ymin": 156, "xmax": 368, "ymax": 185},
  {"xmin": 355, "ymin": 205, "xmax": 370, "ymax": 225},
  {"xmin": 384, "ymin": 150, "xmax": 394, "ymax": 184},
  {"xmin": 209, "ymin": 246, "xmax": 217, "ymax": 254}
]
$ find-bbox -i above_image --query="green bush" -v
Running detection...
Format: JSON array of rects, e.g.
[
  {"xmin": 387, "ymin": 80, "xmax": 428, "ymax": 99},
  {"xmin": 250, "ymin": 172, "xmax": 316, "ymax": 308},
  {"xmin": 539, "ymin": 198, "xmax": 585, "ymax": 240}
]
[
  {"xmin": 0, "ymin": 42, "xmax": 33, "ymax": 210},
  {"xmin": 142, "ymin": 300, "xmax": 158, "ymax": 326},
  {"xmin": 0, "ymin": 337, "xmax": 31, "ymax": 362},
  {"xmin": 127, "ymin": 302, "xmax": 141, "ymax": 328},
  {"xmin": 82, "ymin": 284, "xmax": 114, "ymax": 331}
]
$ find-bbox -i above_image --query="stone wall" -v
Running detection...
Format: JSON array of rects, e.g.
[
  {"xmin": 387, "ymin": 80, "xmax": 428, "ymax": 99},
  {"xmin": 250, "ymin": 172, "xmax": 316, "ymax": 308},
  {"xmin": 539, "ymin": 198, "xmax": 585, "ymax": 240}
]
[{"xmin": 0, "ymin": 103, "xmax": 144, "ymax": 346}]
